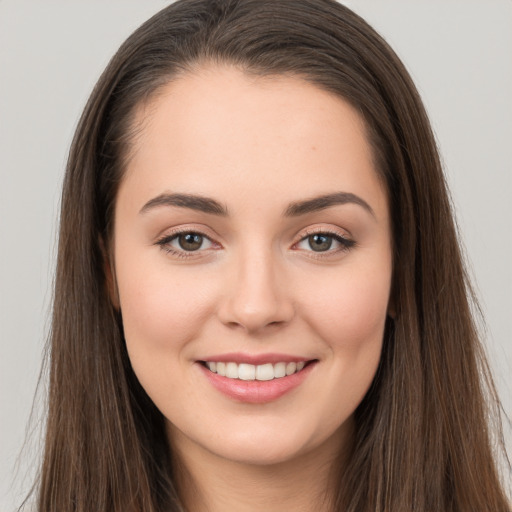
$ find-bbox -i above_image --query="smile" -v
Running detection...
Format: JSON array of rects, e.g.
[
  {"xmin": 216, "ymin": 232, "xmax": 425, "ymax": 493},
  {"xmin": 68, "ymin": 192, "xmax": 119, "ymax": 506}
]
[
  {"xmin": 204, "ymin": 361, "xmax": 306, "ymax": 381},
  {"xmin": 198, "ymin": 358, "xmax": 318, "ymax": 403}
]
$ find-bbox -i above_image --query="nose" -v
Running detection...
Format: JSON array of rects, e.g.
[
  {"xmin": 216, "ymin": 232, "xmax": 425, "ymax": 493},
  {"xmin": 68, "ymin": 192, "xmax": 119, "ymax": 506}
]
[{"xmin": 217, "ymin": 247, "xmax": 294, "ymax": 334}]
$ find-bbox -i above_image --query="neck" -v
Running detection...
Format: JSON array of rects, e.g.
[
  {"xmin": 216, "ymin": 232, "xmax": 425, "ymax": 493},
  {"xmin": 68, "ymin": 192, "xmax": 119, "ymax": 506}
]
[{"xmin": 170, "ymin": 422, "xmax": 352, "ymax": 512}]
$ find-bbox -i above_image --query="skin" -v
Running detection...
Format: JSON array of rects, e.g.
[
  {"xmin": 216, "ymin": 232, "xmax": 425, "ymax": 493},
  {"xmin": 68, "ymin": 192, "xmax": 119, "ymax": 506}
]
[{"xmin": 112, "ymin": 65, "xmax": 393, "ymax": 511}]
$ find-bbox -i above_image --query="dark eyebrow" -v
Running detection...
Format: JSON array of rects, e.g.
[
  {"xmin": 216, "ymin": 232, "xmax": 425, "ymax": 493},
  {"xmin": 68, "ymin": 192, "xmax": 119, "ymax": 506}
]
[
  {"xmin": 284, "ymin": 192, "xmax": 375, "ymax": 218},
  {"xmin": 139, "ymin": 193, "xmax": 228, "ymax": 216}
]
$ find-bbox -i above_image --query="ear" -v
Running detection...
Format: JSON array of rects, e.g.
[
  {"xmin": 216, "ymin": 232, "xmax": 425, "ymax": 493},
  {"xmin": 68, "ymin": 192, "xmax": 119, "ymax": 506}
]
[{"xmin": 99, "ymin": 236, "xmax": 120, "ymax": 310}]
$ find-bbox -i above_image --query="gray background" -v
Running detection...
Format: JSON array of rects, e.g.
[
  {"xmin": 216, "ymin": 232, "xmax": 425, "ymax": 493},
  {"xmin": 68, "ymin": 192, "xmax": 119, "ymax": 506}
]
[{"xmin": 1, "ymin": 1, "xmax": 510, "ymax": 510}]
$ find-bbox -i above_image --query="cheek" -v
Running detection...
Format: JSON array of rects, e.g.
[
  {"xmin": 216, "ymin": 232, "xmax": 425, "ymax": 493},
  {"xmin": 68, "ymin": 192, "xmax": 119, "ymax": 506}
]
[
  {"xmin": 115, "ymin": 254, "xmax": 217, "ymax": 364},
  {"xmin": 115, "ymin": 260, "xmax": 223, "ymax": 412},
  {"xmin": 302, "ymin": 260, "xmax": 391, "ymax": 351},
  {"xmin": 281, "ymin": 259, "xmax": 391, "ymax": 444},
  {"xmin": 300, "ymin": 261, "xmax": 390, "ymax": 421}
]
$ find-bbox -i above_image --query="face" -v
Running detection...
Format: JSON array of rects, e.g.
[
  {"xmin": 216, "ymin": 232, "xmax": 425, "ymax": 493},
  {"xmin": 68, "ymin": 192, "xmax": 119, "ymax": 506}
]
[{"xmin": 112, "ymin": 66, "xmax": 393, "ymax": 467}]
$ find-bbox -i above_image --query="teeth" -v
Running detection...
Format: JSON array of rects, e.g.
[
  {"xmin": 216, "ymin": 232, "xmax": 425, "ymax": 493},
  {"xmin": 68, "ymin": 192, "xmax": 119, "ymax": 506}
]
[
  {"xmin": 256, "ymin": 363, "xmax": 274, "ymax": 381},
  {"xmin": 204, "ymin": 361, "xmax": 308, "ymax": 380},
  {"xmin": 238, "ymin": 363, "xmax": 256, "ymax": 381},
  {"xmin": 226, "ymin": 362, "xmax": 238, "ymax": 379},
  {"xmin": 286, "ymin": 362, "xmax": 297, "ymax": 375},
  {"xmin": 274, "ymin": 362, "xmax": 286, "ymax": 378},
  {"xmin": 216, "ymin": 362, "xmax": 226, "ymax": 377}
]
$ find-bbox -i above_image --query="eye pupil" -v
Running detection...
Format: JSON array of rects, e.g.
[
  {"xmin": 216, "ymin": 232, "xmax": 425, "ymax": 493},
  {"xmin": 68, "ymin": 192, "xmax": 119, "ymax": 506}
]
[
  {"xmin": 309, "ymin": 234, "xmax": 332, "ymax": 252},
  {"xmin": 179, "ymin": 233, "xmax": 203, "ymax": 251}
]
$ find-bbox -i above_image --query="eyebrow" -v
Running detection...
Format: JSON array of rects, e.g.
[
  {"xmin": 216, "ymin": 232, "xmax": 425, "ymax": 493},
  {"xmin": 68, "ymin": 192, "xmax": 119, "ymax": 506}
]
[
  {"xmin": 139, "ymin": 191, "xmax": 374, "ymax": 218},
  {"xmin": 284, "ymin": 192, "xmax": 375, "ymax": 218},
  {"xmin": 139, "ymin": 193, "xmax": 228, "ymax": 216}
]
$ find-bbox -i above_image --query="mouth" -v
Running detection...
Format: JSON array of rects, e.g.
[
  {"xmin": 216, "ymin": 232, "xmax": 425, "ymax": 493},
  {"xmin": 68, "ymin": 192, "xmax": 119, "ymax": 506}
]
[
  {"xmin": 200, "ymin": 360, "xmax": 314, "ymax": 381},
  {"xmin": 197, "ymin": 357, "xmax": 318, "ymax": 403}
]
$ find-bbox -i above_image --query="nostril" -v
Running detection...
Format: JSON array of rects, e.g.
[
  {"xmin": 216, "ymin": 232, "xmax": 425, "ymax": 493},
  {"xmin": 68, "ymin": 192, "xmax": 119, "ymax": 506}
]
[{"xmin": 225, "ymin": 321, "xmax": 245, "ymax": 330}]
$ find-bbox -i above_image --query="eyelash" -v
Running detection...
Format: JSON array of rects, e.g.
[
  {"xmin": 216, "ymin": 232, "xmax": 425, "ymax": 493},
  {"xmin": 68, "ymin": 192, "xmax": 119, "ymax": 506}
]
[
  {"xmin": 296, "ymin": 229, "xmax": 356, "ymax": 257},
  {"xmin": 155, "ymin": 228, "xmax": 355, "ymax": 259},
  {"xmin": 155, "ymin": 228, "xmax": 218, "ymax": 259}
]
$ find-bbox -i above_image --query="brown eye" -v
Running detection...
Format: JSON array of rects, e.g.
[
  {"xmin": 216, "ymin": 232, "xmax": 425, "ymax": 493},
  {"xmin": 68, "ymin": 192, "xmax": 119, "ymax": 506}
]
[
  {"xmin": 295, "ymin": 231, "xmax": 355, "ymax": 255},
  {"xmin": 178, "ymin": 233, "xmax": 204, "ymax": 251},
  {"xmin": 308, "ymin": 234, "xmax": 333, "ymax": 252},
  {"xmin": 156, "ymin": 230, "xmax": 216, "ymax": 257}
]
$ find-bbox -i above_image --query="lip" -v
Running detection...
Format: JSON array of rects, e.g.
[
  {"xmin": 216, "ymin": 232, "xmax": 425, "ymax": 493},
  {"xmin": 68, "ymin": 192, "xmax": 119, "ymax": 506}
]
[
  {"xmin": 197, "ymin": 358, "xmax": 318, "ymax": 404},
  {"xmin": 198, "ymin": 352, "xmax": 311, "ymax": 365}
]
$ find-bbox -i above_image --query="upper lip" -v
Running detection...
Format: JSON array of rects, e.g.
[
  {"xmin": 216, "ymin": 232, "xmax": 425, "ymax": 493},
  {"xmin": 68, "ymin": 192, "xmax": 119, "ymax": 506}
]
[{"xmin": 198, "ymin": 352, "xmax": 314, "ymax": 365}]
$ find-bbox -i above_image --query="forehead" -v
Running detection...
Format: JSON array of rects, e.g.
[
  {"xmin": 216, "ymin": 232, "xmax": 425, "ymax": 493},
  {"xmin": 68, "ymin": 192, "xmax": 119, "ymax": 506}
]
[{"xmin": 119, "ymin": 65, "xmax": 387, "ymax": 219}]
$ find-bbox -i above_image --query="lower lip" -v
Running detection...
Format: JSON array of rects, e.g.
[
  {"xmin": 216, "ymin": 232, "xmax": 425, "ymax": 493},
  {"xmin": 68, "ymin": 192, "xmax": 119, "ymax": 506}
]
[{"xmin": 197, "ymin": 361, "xmax": 317, "ymax": 403}]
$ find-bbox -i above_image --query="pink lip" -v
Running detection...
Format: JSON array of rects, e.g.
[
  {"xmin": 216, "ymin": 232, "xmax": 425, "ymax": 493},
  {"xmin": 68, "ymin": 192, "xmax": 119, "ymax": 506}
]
[
  {"xmin": 197, "ymin": 360, "xmax": 317, "ymax": 404},
  {"xmin": 199, "ymin": 352, "xmax": 311, "ymax": 365}
]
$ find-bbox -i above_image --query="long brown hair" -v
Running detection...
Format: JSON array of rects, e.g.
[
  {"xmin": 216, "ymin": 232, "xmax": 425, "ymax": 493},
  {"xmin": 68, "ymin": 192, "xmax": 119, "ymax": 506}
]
[{"xmin": 32, "ymin": 1, "xmax": 510, "ymax": 510}]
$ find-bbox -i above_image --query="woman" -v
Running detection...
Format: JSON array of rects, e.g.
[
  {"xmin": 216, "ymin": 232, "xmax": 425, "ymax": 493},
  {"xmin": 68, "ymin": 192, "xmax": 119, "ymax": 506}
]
[{"xmin": 29, "ymin": 0, "xmax": 510, "ymax": 510}]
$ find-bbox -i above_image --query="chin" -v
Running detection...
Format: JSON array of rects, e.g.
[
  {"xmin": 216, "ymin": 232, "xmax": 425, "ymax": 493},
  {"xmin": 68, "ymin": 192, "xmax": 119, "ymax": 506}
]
[
  {"xmin": 227, "ymin": 439, "xmax": 306, "ymax": 465},
  {"xmin": 190, "ymin": 419, "xmax": 347, "ymax": 468}
]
